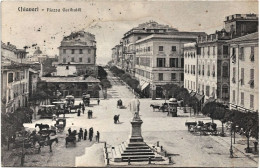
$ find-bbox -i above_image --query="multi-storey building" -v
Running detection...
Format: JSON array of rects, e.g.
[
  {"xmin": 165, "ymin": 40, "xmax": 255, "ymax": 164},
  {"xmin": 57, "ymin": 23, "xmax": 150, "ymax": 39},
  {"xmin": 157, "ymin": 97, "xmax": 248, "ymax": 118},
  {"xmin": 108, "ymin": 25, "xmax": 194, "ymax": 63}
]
[
  {"xmin": 122, "ymin": 21, "xmax": 178, "ymax": 76},
  {"xmin": 184, "ymin": 14, "xmax": 258, "ymax": 104},
  {"xmin": 1, "ymin": 42, "xmax": 30, "ymax": 113},
  {"xmin": 184, "ymin": 42, "xmax": 198, "ymax": 92},
  {"xmin": 57, "ymin": 31, "xmax": 97, "ymax": 76},
  {"xmin": 196, "ymin": 30, "xmax": 231, "ymax": 103},
  {"xmin": 135, "ymin": 32, "xmax": 205, "ymax": 99},
  {"xmin": 224, "ymin": 14, "xmax": 258, "ymax": 38},
  {"xmin": 228, "ymin": 32, "xmax": 258, "ymax": 112}
]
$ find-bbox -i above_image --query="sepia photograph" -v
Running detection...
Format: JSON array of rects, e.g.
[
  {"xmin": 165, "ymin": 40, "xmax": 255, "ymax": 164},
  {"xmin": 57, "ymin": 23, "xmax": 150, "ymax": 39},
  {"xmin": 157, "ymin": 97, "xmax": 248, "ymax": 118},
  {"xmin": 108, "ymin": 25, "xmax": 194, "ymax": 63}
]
[{"xmin": 1, "ymin": 0, "xmax": 259, "ymax": 167}]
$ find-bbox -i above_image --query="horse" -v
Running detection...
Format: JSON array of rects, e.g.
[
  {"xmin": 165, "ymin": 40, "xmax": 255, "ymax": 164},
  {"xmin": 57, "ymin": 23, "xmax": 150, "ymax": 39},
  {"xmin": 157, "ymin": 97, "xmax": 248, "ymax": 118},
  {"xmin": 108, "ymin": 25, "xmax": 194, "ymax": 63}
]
[
  {"xmin": 150, "ymin": 104, "xmax": 160, "ymax": 111},
  {"xmin": 31, "ymin": 134, "xmax": 58, "ymax": 152},
  {"xmin": 35, "ymin": 123, "xmax": 50, "ymax": 131},
  {"xmin": 114, "ymin": 115, "xmax": 120, "ymax": 124}
]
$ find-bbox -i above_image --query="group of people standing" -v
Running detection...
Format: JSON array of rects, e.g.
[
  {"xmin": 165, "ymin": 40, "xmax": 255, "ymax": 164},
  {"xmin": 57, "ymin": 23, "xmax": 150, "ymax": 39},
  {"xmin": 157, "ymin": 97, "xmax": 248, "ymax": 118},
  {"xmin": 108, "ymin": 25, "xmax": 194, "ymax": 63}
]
[{"xmin": 68, "ymin": 127, "xmax": 100, "ymax": 142}]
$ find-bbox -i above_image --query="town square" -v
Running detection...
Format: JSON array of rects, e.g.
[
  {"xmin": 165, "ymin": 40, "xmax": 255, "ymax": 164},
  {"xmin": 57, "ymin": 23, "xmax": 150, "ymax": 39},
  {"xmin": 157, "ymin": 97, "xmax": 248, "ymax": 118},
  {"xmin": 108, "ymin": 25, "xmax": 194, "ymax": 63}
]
[{"xmin": 1, "ymin": 1, "xmax": 259, "ymax": 167}]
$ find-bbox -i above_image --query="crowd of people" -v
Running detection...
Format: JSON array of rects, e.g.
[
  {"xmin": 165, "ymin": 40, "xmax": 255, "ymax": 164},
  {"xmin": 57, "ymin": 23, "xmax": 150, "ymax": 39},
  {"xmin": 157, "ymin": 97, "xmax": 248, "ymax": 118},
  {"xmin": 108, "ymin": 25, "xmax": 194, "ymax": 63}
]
[{"xmin": 67, "ymin": 127, "xmax": 100, "ymax": 143}]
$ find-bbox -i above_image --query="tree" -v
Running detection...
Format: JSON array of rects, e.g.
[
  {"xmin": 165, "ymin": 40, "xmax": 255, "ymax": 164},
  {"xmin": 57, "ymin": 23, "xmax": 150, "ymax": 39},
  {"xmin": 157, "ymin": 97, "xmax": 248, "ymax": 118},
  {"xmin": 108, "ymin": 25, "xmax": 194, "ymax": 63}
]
[
  {"xmin": 98, "ymin": 66, "xmax": 108, "ymax": 80},
  {"xmin": 100, "ymin": 79, "xmax": 112, "ymax": 99},
  {"xmin": 176, "ymin": 88, "xmax": 190, "ymax": 105}
]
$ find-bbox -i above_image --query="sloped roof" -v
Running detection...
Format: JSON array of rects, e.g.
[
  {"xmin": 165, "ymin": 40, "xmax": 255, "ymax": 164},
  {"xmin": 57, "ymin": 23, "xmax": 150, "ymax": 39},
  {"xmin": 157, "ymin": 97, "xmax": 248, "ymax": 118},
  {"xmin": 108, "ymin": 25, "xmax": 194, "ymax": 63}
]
[{"xmin": 228, "ymin": 32, "xmax": 258, "ymax": 43}]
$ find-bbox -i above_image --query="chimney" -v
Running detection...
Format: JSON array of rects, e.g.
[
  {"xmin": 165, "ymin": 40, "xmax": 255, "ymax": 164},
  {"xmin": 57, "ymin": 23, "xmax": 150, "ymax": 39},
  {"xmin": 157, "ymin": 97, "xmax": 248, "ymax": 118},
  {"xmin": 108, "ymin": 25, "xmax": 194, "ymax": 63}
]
[{"xmin": 7, "ymin": 42, "xmax": 10, "ymax": 45}]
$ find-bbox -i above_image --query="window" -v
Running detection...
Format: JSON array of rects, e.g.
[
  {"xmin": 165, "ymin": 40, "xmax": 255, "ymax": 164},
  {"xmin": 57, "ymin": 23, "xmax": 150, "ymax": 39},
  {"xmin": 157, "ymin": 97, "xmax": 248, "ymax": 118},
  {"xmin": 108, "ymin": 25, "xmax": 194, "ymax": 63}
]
[
  {"xmin": 241, "ymin": 92, "xmax": 244, "ymax": 106},
  {"xmin": 157, "ymin": 58, "xmax": 165, "ymax": 67},
  {"xmin": 71, "ymin": 49, "xmax": 75, "ymax": 54},
  {"xmin": 171, "ymin": 73, "xmax": 176, "ymax": 81},
  {"xmin": 191, "ymin": 81, "xmax": 193, "ymax": 89},
  {"xmin": 181, "ymin": 58, "xmax": 184, "ymax": 68},
  {"xmin": 223, "ymin": 45, "xmax": 229, "ymax": 55},
  {"xmin": 250, "ymin": 95, "xmax": 254, "ymax": 108},
  {"xmin": 198, "ymin": 64, "xmax": 201, "ymax": 75},
  {"xmin": 231, "ymin": 47, "xmax": 236, "ymax": 63},
  {"xmin": 250, "ymin": 46, "xmax": 254, "ymax": 61},
  {"xmin": 169, "ymin": 58, "xmax": 178, "ymax": 67},
  {"xmin": 241, "ymin": 68, "xmax": 244, "ymax": 85},
  {"xmin": 213, "ymin": 46, "xmax": 215, "ymax": 55},
  {"xmin": 232, "ymin": 90, "xmax": 236, "ymax": 103},
  {"xmin": 63, "ymin": 58, "xmax": 66, "ymax": 63},
  {"xmin": 249, "ymin": 69, "xmax": 254, "ymax": 88},
  {"xmin": 66, "ymin": 66, "xmax": 69, "ymax": 70},
  {"xmin": 138, "ymin": 36, "xmax": 141, "ymax": 40},
  {"xmin": 207, "ymin": 64, "xmax": 210, "ymax": 76},
  {"xmin": 202, "ymin": 47, "xmax": 205, "ymax": 56},
  {"xmin": 222, "ymin": 85, "xmax": 229, "ymax": 99},
  {"xmin": 71, "ymin": 57, "xmax": 75, "ymax": 62},
  {"xmin": 8, "ymin": 73, "xmax": 13, "ymax": 83},
  {"xmin": 88, "ymin": 49, "xmax": 91, "ymax": 54},
  {"xmin": 158, "ymin": 73, "xmax": 163, "ymax": 81},
  {"xmin": 207, "ymin": 46, "xmax": 210, "ymax": 56},
  {"xmin": 206, "ymin": 86, "xmax": 210, "ymax": 96},
  {"xmin": 232, "ymin": 67, "xmax": 236, "ymax": 83},
  {"xmin": 159, "ymin": 46, "xmax": 163, "ymax": 51},
  {"xmin": 180, "ymin": 73, "xmax": 184, "ymax": 81},
  {"xmin": 148, "ymin": 47, "xmax": 150, "ymax": 51},
  {"xmin": 88, "ymin": 58, "xmax": 91, "ymax": 63},
  {"xmin": 172, "ymin": 46, "xmax": 176, "ymax": 51},
  {"xmin": 63, "ymin": 49, "xmax": 66, "ymax": 54},
  {"xmin": 197, "ymin": 47, "xmax": 201, "ymax": 55},
  {"xmin": 222, "ymin": 63, "xmax": 228, "ymax": 77},
  {"xmin": 202, "ymin": 65, "xmax": 205, "ymax": 75},
  {"xmin": 212, "ymin": 64, "xmax": 215, "ymax": 77},
  {"xmin": 79, "ymin": 57, "xmax": 82, "ymax": 62},
  {"xmin": 188, "ymin": 65, "xmax": 190, "ymax": 73},
  {"xmin": 185, "ymin": 64, "xmax": 187, "ymax": 73},
  {"xmin": 202, "ymin": 85, "xmax": 204, "ymax": 94},
  {"xmin": 79, "ymin": 49, "xmax": 83, "ymax": 54},
  {"xmin": 239, "ymin": 47, "xmax": 244, "ymax": 60}
]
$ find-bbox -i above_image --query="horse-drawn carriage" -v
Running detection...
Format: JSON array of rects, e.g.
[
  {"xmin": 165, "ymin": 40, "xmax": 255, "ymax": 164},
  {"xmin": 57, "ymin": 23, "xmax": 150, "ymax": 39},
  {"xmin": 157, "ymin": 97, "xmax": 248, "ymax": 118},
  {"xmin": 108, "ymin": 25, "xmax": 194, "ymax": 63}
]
[
  {"xmin": 65, "ymin": 95, "xmax": 75, "ymax": 106},
  {"xmin": 185, "ymin": 121, "xmax": 218, "ymax": 135},
  {"xmin": 117, "ymin": 99, "xmax": 123, "ymax": 109},
  {"xmin": 82, "ymin": 94, "xmax": 90, "ymax": 107},
  {"xmin": 52, "ymin": 101, "xmax": 66, "ymax": 117},
  {"xmin": 65, "ymin": 130, "xmax": 77, "ymax": 147},
  {"xmin": 55, "ymin": 118, "xmax": 66, "ymax": 133}
]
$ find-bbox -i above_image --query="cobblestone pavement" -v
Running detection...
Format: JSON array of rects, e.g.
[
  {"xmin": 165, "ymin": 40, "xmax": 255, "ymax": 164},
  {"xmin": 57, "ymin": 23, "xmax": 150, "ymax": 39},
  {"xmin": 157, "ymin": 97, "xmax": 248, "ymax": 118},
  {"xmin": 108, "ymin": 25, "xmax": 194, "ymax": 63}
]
[{"xmin": 2, "ymin": 69, "xmax": 258, "ymax": 167}]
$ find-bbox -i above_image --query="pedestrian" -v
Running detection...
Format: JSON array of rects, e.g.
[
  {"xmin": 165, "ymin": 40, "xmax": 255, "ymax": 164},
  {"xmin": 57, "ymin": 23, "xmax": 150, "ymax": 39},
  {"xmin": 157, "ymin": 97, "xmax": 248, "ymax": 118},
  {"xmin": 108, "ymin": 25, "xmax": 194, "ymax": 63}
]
[
  {"xmin": 96, "ymin": 131, "xmax": 100, "ymax": 143},
  {"xmin": 89, "ymin": 127, "xmax": 93, "ymax": 141},
  {"xmin": 88, "ymin": 110, "xmax": 91, "ymax": 119},
  {"xmin": 77, "ymin": 108, "xmax": 81, "ymax": 116},
  {"xmin": 79, "ymin": 102, "xmax": 82, "ymax": 108},
  {"xmin": 79, "ymin": 128, "xmax": 83, "ymax": 140},
  {"xmin": 97, "ymin": 99, "xmax": 100, "ymax": 105},
  {"xmin": 84, "ymin": 129, "xmax": 87, "ymax": 140},
  {"xmin": 30, "ymin": 115, "xmax": 33, "ymax": 123},
  {"xmin": 82, "ymin": 105, "xmax": 85, "ymax": 114},
  {"xmin": 68, "ymin": 128, "xmax": 71, "ymax": 135}
]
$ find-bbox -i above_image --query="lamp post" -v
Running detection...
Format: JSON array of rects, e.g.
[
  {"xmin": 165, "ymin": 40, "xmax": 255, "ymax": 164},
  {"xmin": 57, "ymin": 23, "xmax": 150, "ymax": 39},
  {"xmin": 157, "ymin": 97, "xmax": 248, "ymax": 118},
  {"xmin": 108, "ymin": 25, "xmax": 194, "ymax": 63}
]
[
  {"xmin": 21, "ymin": 127, "xmax": 25, "ymax": 166},
  {"xmin": 230, "ymin": 122, "xmax": 233, "ymax": 158}
]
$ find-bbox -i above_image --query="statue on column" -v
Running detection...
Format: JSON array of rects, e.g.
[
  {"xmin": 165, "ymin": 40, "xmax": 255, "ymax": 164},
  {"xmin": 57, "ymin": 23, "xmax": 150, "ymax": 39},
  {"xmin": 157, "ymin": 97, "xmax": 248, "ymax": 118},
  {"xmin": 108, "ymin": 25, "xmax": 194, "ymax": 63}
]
[{"xmin": 129, "ymin": 96, "xmax": 140, "ymax": 120}]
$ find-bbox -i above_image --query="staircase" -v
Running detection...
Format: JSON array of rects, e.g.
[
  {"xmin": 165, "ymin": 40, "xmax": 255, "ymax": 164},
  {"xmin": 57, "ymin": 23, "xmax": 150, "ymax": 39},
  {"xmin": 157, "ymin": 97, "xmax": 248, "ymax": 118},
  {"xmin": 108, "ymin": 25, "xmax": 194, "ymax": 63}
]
[{"xmin": 112, "ymin": 141, "xmax": 163, "ymax": 162}]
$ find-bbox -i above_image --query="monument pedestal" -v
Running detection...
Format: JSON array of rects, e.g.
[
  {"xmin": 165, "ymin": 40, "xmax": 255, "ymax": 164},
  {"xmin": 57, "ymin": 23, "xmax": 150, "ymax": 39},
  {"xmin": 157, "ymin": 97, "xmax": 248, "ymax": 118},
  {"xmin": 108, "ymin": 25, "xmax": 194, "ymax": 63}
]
[
  {"xmin": 130, "ymin": 118, "xmax": 143, "ymax": 142},
  {"xmin": 110, "ymin": 114, "xmax": 164, "ymax": 162}
]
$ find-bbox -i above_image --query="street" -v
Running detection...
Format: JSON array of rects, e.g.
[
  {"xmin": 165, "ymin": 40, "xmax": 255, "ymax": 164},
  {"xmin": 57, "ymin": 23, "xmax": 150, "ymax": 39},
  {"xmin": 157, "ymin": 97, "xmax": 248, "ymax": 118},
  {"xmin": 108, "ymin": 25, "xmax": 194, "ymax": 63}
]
[{"xmin": 7, "ymin": 69, "xmax": 258, "ymax": 167}]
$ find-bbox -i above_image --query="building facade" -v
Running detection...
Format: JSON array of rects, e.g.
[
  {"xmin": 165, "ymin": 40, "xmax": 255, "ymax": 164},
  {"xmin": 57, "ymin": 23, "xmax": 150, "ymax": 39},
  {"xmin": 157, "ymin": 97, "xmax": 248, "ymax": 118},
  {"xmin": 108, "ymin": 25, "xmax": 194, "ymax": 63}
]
[
  {"xmin": 196, "ymin": 30, "xmax": 231, "ymax": 103},
  {"xmin": 135, "ymin": 32, "xmax": 205, "ymax": 99},
  {"xmin": 228, "ymin": 32, "xmax": 258, "ymax": 112},
  {"xmin": 58, "ymin": 31, "xmax": 97, "ymax": 76},
  {"xmin": 1, "ymin": 42, "xmax": 30, "ymax": 113},
  {"xmin": 121, "ymin": 21, "xmax": 178, "ymax": 76}
]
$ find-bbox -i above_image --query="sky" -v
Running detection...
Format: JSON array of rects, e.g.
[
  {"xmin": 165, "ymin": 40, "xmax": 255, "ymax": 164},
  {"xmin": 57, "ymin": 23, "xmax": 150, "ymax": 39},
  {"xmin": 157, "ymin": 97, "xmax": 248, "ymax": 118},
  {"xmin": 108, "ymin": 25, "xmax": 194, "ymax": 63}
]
[{"xmin": 1, "ymin": 0, "xmax": 258, "ymax": 65}]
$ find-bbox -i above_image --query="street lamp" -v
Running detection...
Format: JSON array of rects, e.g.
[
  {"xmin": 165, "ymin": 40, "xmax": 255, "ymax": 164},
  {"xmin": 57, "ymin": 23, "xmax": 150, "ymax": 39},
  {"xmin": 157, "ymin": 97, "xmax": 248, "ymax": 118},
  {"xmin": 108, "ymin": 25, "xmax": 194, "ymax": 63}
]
[{"xmin": 230, "ymin": 122, "xmax": 234, "ymax": 158}]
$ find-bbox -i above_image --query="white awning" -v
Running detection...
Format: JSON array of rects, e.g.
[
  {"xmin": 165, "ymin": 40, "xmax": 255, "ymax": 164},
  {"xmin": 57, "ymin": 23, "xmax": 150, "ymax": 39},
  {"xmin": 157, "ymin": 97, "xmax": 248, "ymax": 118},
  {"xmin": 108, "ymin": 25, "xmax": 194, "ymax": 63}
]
[
  {"xmin": 141, "ymin": 82, "xmax": 150, "ymax": 91},
  {"xmin": 139, "ymin": 80, "xmax": 145, "ymax": 87}
]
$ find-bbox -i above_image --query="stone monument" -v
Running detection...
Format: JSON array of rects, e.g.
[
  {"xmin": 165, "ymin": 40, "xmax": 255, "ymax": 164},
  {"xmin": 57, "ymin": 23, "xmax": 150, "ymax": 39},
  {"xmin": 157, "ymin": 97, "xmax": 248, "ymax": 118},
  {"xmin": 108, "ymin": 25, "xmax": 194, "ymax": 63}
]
[{"xmin": 111, "ymin": 97, "xmax": 164, "ymax": 162}]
